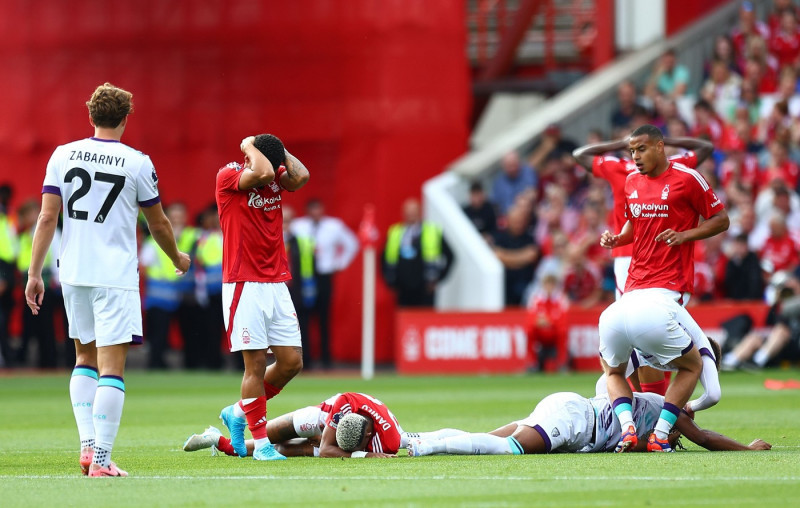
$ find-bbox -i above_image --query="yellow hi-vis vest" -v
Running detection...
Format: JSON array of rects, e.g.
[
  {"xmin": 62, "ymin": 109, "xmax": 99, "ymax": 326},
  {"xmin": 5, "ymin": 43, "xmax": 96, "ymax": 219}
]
[
  {"xmin": 145, "ymin": 227, "xmax": 198, "ymax": 281},
  {"xmin": 0, "ymin": 214, "xmax": 17, "ymax": 264},
  {"xmin": 295, "ymin": 235, "xmax": 315, "ymax": 279},
  {"xmin": 384, "ymin": 222, "xmax": 442, "ymax": 265}
]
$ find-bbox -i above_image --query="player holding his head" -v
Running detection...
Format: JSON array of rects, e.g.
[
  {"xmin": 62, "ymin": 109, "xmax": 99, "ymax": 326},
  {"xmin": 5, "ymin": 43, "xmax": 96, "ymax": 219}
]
[
  {"xmin": 599, "ymin": 124, "xmax": 729, "ymax": 452},
  {"xmin": 573, "ymin": 131, "xmax": 713, "ymax": 396},
  {"xmin": 215, "ymin": 134, "xmax": 310, "ymax": 461},
  {"xmin": 184, "ymin": 392, "xmax": 402, "ymax": 458},
  {"xmin": 25, "ymin": 83, "xmax": 191, "ymax": 477},
  {"xmin": 406, "ymin": 391, "xmax": 770, "ymax": 457}
]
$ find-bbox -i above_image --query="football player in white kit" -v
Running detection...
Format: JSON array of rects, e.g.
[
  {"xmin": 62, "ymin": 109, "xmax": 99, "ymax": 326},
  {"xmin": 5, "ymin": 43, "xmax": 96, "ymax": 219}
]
[
  {"xmin": 25, "ymin": 83, "xmax": 191, "ymax": 477},
  {"xmin": 406, "ymin": 391, "xmax": 771, "ymax": 457}
]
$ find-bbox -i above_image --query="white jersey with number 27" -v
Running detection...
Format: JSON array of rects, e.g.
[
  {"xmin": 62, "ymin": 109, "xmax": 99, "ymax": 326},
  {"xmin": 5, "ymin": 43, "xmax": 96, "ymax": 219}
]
[{"xmin": 42, "ymin": 137, "xmax": 160, "ymax": 290}]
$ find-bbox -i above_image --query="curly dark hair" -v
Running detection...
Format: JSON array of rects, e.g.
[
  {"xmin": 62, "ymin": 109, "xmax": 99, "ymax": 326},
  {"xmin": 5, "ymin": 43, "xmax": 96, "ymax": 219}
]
[{"xmin": 253, "ymin": 134, "xmax": 286, "ymax": 170}]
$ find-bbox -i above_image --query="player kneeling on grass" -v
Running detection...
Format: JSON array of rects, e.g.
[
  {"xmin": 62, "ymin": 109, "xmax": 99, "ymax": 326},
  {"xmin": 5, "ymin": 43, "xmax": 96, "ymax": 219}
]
[
  {"xmin": 185, "ymin": 392, "xmax": 401, "ymax": 458},
  {"xmin": 406, "ymin": 391, "xmax": 771, "ymax": 457}
]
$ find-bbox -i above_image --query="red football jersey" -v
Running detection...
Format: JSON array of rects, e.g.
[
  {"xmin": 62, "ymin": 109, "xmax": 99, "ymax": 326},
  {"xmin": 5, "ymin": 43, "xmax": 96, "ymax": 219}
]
[
  {"xmin": 325, "ymin": 392, "xmax": 403, "ymax": 454},
  {"xmin": 215, "ymin": 162, "xmax": 291, "ymax": 283},
  {"xmin": 760, "ymin": 235, "xmax": 800, "ymax": 273},
  {"xmin": 623, "ymin": 161, "xmax": 725, "ymax": 294},
  {"xmin": 593, "ymin": 152, "xmax": 698, "ymax": 258}
]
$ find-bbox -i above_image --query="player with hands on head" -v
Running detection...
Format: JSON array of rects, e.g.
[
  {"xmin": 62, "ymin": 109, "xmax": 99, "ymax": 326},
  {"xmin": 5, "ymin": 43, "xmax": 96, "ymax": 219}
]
[
  {"xmin": 184, "ymin": 392, "xmax": 402, "ymax": 458},
  {"xmin": 215, "ymin": 133, "xmax": 310, "ymax": 461}
]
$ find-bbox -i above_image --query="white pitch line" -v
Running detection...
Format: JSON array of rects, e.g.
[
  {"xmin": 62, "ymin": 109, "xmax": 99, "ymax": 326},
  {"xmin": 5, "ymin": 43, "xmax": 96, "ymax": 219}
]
[{"xmin": 4, "ymin": 475, "xmax": 800, "ymax": 481}]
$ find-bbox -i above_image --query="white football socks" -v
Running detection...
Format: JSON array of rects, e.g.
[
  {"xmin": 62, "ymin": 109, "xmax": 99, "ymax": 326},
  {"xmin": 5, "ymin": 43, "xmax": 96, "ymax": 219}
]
[
  {"xmin": 439, "ymin": 433, "xmax": 514, "ymax": 455},
  {"xmin": 70, "ymin": 366, "xmax": 98, "ymax": 450},
  {"xmin": 401, "ymin": 428, "xmax": 468, "ymax": 447},
  {"xmin": 93, "ymin": 376, "xmax": 126, "ymax": 467}
]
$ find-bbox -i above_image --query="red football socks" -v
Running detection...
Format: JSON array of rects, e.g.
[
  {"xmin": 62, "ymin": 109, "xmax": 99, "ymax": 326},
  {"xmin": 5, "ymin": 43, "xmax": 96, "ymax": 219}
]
[
  {"xmin": 242, "ymin": 396, "xmax": 268, "ymax": 440},
  {"xmin": 640, "ymin": 379, "xmax": 668, "ymax": 396},
  {"xmin": 263, "ymin": 382, "xmax": 282, "ymax": 401}
]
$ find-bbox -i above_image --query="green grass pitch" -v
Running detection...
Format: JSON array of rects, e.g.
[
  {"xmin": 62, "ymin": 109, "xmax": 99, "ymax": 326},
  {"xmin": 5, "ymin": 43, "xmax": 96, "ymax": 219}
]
[{"xmin": 1, "ymin": 369, "xmax": 798, "ymax": 507}]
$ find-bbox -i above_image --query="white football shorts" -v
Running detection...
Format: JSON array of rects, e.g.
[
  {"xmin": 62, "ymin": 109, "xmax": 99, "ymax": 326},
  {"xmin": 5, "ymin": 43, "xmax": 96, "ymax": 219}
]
[
  {"xmin": 223, "ymin": 281, "xmax": 301, "ymax": 352},
  {"xmin": 515, "ymin": 392, "xmax": 595, "ymax": 453},
  {"xmin": 599, "ymin": 289, "xmax": 693, "ymax": 368},
  {"xmin": 292, "ymin": 405, "xmax": 328, "ymax": 438},
  {"xmin": 62, "ymin": 283, "xmax": 143, "ymax": 347}
]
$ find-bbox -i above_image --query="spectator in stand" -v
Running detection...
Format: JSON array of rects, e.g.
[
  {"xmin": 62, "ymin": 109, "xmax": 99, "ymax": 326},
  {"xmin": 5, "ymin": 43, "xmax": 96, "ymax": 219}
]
[
  {"xmin": 743, "ymin": 50, "xmax": 779, "ymax": 95},
  {"xmin": 490, "ymin": 203, "xmax": 538, "ymax": 307},
  {"xmin": 760, "ymin": 66, "xmax": 800, "ymax": 120},
  {"xmin": 463, "ymin": 181, "xmax": 497, "ymax": 240},
  {"xmin": 722, "ymin": 274, "xmax": 800, "ymax": 370},
  {"xmin": 759, "ymin": 210, "xmax": 800, "ymax": 277},
  {"xmin": 534, "ymin": 184, "xmax": 579, "ymax": 248},
  {"xmin": 644, "ymin": 48, "xmax": 690, "ymax": 100},
  {"xmin": 530, "ymin": 229, "xmax": 568, "ymax": 296},
  {"xmin": 291, "ymin": 199, "xmax": 359, "ymax": 369},
  {"xmin": 756, "ymin": 100, "xmax": 793, "ymax": 148},
  {"xmin": 703, "ymin": 231, "xmax": 730, "ymax": 300},
  {"xmin": 490, "ymin": 151, "xmax": 537, "ymax": 218},
  {"xmin": 653, "ymin": 96, "xmax": 686, "ymax": 134},
  {"xmin": 610, "ymin": 80, "xmax": 647, "ymax": 130},
  {"xmin": 525, "ymin": 272, "xmax": 569, "ymax": 372},
  {"xmin": 720, "ymin": 137, "xmax": 762, "ymax": 207},
  {"xmin": 561, "ymin": 243, "xmax": 603, "ymax": 308},
  {"xmin": 731, "ymin": 1, "xmax": 771, "ymax": 63},
  {"xmin": 728, "ymin": 80, "xmax": 762, "ymax": 124},
  {"xmin": 763, "ymin": 140, "xmax": 799, "ymax": 189},
  {"xmin": 569, "ymin": 199, "xmax": 610, "ymax": 267},
  {"xmin": 768, "ymin": 0, "xmax": 800, "ymax": 34},
  {"xmin": 768, "ymin": 7, "xmax": 800, "ymax": 71},
  {"xmin": 705, "ymin": 34, "xmax": 740, "ymax": 78},
  {"xmin": 700, "ymin": 58, "xmax": 743, "ymax": 119},
  {"xmin": 728, "ymin": 201, "xmax": 760, "ymax": 251},
  {"xmin": 690, "ymin": 99, "xmax": 725, "ymax": 146},
  {"xmin": 381, "ymin": 198, "xmax": 453, "ymax": 308},
  {"xmin": 527, "ymin": 123, "xmax": 578, "ymax": 172},
  {"xmin": 724, "ymin": 232, "xmax": 765, "ymax": 300}
]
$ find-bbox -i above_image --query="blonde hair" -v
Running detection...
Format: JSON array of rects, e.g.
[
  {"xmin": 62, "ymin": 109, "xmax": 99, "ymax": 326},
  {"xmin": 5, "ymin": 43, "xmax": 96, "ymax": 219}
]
[{"xmin": 86, "ymin": 82, "xmax": 133, "ymax": 128}]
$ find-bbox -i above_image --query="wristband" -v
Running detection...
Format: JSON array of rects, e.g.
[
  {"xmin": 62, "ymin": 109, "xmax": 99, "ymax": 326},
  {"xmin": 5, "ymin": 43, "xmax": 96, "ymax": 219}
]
[{"xmin": 350, "ymin": 451, "xmax": 368, "ymax": 458}]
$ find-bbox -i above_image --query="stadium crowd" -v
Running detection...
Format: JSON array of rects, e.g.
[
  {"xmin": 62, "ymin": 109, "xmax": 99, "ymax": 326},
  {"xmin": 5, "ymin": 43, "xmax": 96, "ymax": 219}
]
[{"xmin": 471, "ymin": 0, "xmax": 800, "ymax": 371}]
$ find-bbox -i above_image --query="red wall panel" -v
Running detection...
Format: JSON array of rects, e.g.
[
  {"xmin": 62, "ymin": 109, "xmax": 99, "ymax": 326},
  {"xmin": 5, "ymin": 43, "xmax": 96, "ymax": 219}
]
[
  {"xmin": 665, "ymin": 0, "xmax": 730, "ymax": 35},
  {"xmin": 0, "ymin": 0, "xmax": 471, "ymax": 364}
]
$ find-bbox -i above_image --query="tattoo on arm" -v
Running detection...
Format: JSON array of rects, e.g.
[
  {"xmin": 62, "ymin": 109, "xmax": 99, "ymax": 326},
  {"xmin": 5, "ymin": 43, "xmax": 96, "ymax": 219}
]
[{"xmin": 286, "ymin": 153, "xmax": 307, "ymax": 181}]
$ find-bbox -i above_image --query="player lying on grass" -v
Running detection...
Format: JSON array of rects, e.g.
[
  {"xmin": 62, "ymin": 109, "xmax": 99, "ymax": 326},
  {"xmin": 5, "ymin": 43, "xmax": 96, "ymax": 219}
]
[
  {"xmin": 185, "ymin": 392, "xmax": 402, "ymax": 458},
  {"xmin": 406, "ymin": 391, "xmax": 771, "ymax": 457}
]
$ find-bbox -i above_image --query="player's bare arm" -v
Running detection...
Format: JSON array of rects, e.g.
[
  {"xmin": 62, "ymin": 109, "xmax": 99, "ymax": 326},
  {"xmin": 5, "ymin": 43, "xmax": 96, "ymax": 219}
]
[
  {"xmin": 656, "ymin": 209, "xmax": 730, "ymax": 247},
  {"xmin": 237, "ymin": 136, "xmax": 276, "ymax": 190},
  {"xmin": 281, "ymin": 150, "xmax": 310, "ymax": 191},
  {"xmin": 600, "ymin": 221, "xmax": 633, "ymax": 249},
  {"xmin": 663, "ymin": 137, "xmax": 714, "ymax": 165},
  {"xmin": 141, "ymin": 203, "xmax": 191, "ymax": 274},
  {"xmin": 572, "ymin": 138, "xmax": 629, "ymax": 172},
  {"xmin": 673, "ymin": 412, "xmax": 771, "ymax": 451},
  {"xmin": 318, "ymin": 424, "xmax": 396, "ymax": 458},
  {"xmin": 24, "ymin": 192, "xmax": 61, "ymax": 315}
]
